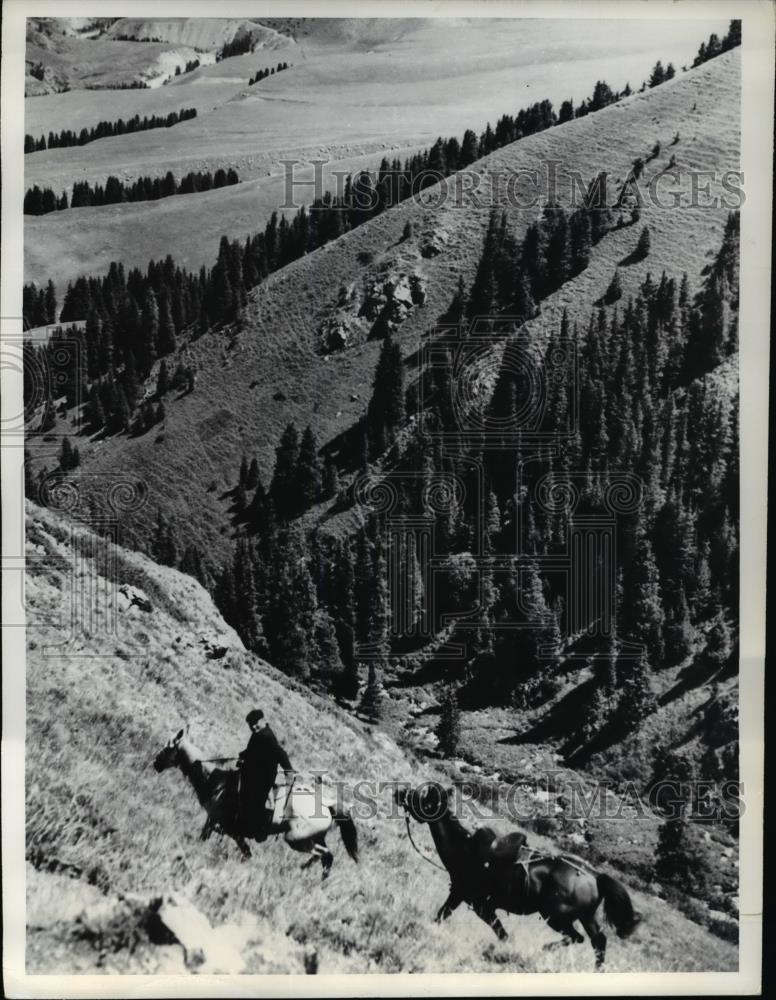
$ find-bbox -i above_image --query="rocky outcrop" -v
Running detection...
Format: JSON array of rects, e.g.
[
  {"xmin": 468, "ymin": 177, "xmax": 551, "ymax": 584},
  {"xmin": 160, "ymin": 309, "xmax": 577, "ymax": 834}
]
[{"xmin": 318, "ymin": 269, "xmax": 427, "ymax": 354}]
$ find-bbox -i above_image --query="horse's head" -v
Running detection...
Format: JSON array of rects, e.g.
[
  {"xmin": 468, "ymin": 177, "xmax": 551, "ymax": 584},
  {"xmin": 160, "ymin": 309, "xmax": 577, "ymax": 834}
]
[
  {"xmin": 153, "ymin": 728, "xmax": 186, "ymax": 772},
  {"xmin": 394, "ymin": 781, "xmax": 450, "ymax": 823}
]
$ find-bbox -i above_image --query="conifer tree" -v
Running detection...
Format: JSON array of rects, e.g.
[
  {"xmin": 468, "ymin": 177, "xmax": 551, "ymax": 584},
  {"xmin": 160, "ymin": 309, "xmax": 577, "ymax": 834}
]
[
  {"xmin": 703, "ymin": 616, "xmax": 733, "ymax": 672},
  {"xmin": 315, "ymin": 609, "xmax": 344, "ymax": 683},
  {"xmin": 655, "ymin": 810, "xmax": 702, "ymax": 893},
  {"xmin": 296, "ymin": 425, "xmax": 321, "ymax": 511},
  {"xmin": 214, "ymin": 562, "xmax": 237, "ymax": 626},
  {"xmin": 156, "ymin": 359, "xmax": 169, "ymax": 398},
  {"xmin": 270, "ymin": 422, "xmax": 300, "ymax": 518},
  {"xmin": 246, "ymin": 457, "xmax": 260, "ymax": 490},
  {"xmin": 618, "ymin": 651, "xmax": 656, "ymax": 729},
  {"xmin": 87, "ymin": 384, "xmax": 105, "ymax": 429},
  {"xmin": 622, "ymin": 533, "xmax": 665, "ymax": 661},
  {"xmin": 359, "ymin": 661, "xmax": 382, "ymax": 722},
  {"xmin": 232, "ymin": 539, "xmax": 265, "ymax": 653},
  {"xmin": 648, "ymin": 60, "xmax": 666, "ymax": 87},
  {"xmin": 436, "ymin": 685, "xmax": 461, "ymax": 757},
  {"xmin": 444, "ymin": 275, "xmax": 467, "ymax": 325},
  {"xmin": 635, "ymin": 225, "xmax": 651, "ymax": 260},
  {"xmin": 59, "ymin": 437, "xmax": 74, "ymax": 471},
  {"xmin": 367, "ymin": 334, "xmax": 404, "ymax": 453},
  {"xmin": 157, "ymin": 294, "xmax": 177, "ymax": 356},
  {"xmin": 267, "ymin": 526, "xmax": 317, "ymax": 678},
  {"xmin": 246, "ymin": 478, "xmax": 267, "ymax": 534},
  {"xmin": 603, "ymin": 269, "xmax": 623, "ymax": 304},
  {"xmin": 663, "ymin": 583, "xmax": 695, "ymax": 664},
  {"xmin": 45, "ymin": 280, "xmax": 57, "ymax": 324},
  {"xmin": 322, "ymin": 453, "xmax": 340, "ymax": 500},
  {"xmin": 141, "ymin": 289, "xmax": 159, "ymax": 374}
]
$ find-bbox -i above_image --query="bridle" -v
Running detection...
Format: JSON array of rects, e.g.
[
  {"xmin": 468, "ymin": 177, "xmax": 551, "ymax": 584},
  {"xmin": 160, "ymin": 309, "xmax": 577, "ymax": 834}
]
[{"xmin": 400, "ymin": 803, "xmax": 447, "ymax": 872}]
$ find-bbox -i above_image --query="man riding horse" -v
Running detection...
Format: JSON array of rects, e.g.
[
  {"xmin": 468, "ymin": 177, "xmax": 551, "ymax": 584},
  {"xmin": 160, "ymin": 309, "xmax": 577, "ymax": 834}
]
[{"xmin": 238, "ymin": 708, "xmax": 295, "ymax": 841}]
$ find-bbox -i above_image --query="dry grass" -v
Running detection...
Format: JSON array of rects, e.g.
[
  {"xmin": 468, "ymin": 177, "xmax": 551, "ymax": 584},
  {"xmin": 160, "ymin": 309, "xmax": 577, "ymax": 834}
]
[{"xmin": 25, "ymin": 502, "xmax": 737, "ymax": 973}]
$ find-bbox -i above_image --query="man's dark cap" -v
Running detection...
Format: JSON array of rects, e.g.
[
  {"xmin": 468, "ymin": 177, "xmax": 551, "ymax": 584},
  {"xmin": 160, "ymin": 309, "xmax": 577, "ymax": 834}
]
[{"xmin": 246, "ymin": 709, "xmax": 264, "ymax": 726}]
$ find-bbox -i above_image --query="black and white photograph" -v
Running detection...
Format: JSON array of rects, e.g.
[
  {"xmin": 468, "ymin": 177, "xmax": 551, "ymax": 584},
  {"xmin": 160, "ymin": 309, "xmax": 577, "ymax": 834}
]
[{"xmin": 1, "ymin": 0, "xmax": 770, "ymax": 993}]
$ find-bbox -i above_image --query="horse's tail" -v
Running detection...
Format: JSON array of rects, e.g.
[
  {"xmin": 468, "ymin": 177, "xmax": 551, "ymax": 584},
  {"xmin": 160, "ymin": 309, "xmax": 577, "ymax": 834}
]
[
  {"xmin": 333, "ymin": 809, "xmax": 359, "ymax": 862},
  {"xmin": 596, "ymin": 873, "xmax": 641, "ymax": 939}
]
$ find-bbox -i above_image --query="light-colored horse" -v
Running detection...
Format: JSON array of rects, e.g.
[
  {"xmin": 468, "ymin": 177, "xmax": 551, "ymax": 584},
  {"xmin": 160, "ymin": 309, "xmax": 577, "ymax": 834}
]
[{"xmin": 154, "ymin": 729, "xmax": 358, "ymax": 876}]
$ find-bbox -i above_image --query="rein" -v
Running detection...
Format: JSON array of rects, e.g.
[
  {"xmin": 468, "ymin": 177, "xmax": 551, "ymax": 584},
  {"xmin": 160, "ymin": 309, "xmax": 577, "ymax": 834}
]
[
  {"xmin": 518, "ymin": 845, "xmax": 595, "ymax": 877},
  {"xmin": 404, "ymin": 813, "xmax": 447, "ymax": 872}
]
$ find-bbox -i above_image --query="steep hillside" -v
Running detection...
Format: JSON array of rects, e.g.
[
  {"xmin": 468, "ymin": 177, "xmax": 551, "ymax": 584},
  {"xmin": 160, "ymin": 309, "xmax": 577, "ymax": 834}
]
[
  {"xmin": 103, "ymin": 17, "xmax": 291, "ymax": 51},
  {"xmin": 24, "ymin": 16, "xmax": 728, "ymax": 290},
  {"xmin": 24, "ymin": 147, "xmax": 428, "ymax": 291},
  {"xmin": 24, "ymin": 503, "xmax": 737, "ymax": 973},
  {"xmin": 47, "ymin": 48, "xmax": 740, "ymax": 564},
  {"xmin": 26, "ymin": 21, "xmax": 198, "ymax": 96},
  {"xmin": 25, "ymin": 16, "xmax": 291, "ymax": 96}
]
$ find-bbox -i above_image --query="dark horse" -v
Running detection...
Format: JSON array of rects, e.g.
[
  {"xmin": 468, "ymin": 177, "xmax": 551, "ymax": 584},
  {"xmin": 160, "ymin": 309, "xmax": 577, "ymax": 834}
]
[
  {"xmin": 154, "ymin": 729, "xmax": 359, "ymax": 877},
  {"xmin": 396, "ymin": 782, "xmax": 641, "ymax": 967}
]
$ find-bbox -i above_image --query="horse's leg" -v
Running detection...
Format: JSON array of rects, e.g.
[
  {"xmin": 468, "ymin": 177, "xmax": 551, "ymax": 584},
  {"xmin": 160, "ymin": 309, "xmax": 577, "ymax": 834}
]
[
  {"xmin": 580, "ymin": 914, "xmax": 606, "ymax": 969},
  {"xmin": 311, "ymin": 833, "xmax": 333, "ymax": 880},
  {"xmin": 300, "ymin": 841, "xmax": 326, "ymax": 870},
  {"xmin": 200, "ymin": 817, "xmax": 214, "ymax": 841},
  {"xmin": 235, "ymin": 836, "xmax": 252, "ymax": 861},
  {"xmin": 473, "ymin": 898, "xmax": 508, "ymax": 941},
  {"xmin": 544, "ymin": 916, "xmax": 585, "ymax": 948},
  {"xmin": 435, "ymin": 888, "xmax": 463, "ymax": 923}
]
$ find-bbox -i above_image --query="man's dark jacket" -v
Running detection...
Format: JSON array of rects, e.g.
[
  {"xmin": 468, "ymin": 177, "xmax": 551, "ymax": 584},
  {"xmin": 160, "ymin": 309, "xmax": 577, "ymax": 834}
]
[{"xmin": 238, "ymin": 725, "xmax": 293, "ymax": 829}]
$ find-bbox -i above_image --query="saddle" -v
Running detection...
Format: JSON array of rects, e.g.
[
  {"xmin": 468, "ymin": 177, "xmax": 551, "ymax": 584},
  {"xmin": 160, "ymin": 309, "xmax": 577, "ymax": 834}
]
[
  {"xmin": 472, "ymin": 827, "xmax": 528, "ymax": 870},
  {"xmin": 240, "ymin": 773, "xmax": 337, "ymax": 841},
  {"xmin": 472, "ymin": 828, "xmax": 534, "ymax": 908}
]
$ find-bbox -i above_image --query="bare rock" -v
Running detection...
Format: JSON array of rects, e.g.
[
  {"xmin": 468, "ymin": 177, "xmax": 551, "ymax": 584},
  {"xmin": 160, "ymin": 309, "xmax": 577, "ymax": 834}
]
[{"xmin": 118, "ymin": 584, "xmax": 152, "ymax": 614}]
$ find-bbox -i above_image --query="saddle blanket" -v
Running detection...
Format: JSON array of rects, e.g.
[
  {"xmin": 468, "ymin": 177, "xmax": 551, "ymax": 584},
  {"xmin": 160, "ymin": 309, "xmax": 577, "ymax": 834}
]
[{"xmin": 265, "ymin": 773, "xmax": 338, "ymax": 830}]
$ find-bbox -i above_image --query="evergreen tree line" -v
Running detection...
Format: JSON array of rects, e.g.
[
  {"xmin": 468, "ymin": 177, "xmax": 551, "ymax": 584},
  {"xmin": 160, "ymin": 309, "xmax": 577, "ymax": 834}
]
[
  {"xmin": 249, "ymin": 62, "xmax": 290, "ymax": 85},
  {"xmin": 23, "ymin": 280, "xmax": 57, "ymax": 327},
  {"xmin": 692, "ymin": 20, "xmax": 741, "ymax": 68},
  {"xmin": 24, "ymin": 167, "xmax": 240, "ymax": 215},
  {"xmin": 217, "ymin": 33, "xmax": 255, "ymax": 59},
  {"xmin": 233, "ymin": 423, "xmax": 340, "ymax": 528},
  {"xmin": 84, "ymin": 80, "xmax": 149, "ymax": 91},
  {"xmin": 24, "ymin": 107, "xmax": 197, "ymax": 153},
  {"xmin": 174, "ymin": 59, "xmax": 201, "ymax": 76}
]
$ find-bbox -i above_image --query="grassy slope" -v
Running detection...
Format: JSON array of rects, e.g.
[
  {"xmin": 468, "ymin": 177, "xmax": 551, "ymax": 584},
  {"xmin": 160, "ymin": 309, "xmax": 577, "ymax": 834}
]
[
  {"xmin": 48, "ymin": 49, "xmax": 740, "ymax": 567},
  {"xmin": 24, "ymin": 147, "xmax": 428, "ymax": 292},
  {"xmin": 24, "ymin": 502, "xmax": 737, "ymax": 974},
  {"xmin": 24, "ymin": 16, "xmax": 728, "ymax": 290}
]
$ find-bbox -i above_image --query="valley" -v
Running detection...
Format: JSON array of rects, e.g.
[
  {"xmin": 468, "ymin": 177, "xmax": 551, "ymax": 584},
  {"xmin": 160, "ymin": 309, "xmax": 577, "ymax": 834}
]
[{"xmin": 20, "ymin": 13, "xmax": 745, "ymax": 978}]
